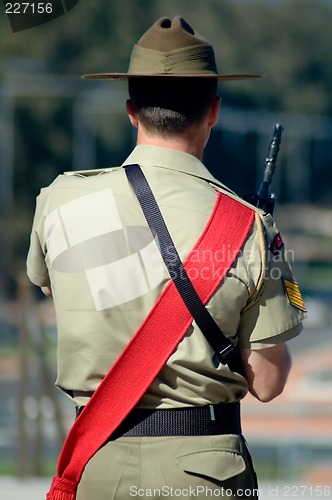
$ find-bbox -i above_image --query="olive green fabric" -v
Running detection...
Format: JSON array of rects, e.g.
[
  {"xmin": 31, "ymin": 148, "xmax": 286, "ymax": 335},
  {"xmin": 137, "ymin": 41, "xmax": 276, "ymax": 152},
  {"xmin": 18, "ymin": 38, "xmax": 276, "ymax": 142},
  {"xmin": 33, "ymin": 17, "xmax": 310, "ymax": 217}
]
[
  {"xmin": 76, "ymin": 434, "xmax": 259, "ymax": 500},
  {"xmin": 26, "ymin": 145, "xmax": 306, "ymax": 409},
  {"xmin": 82, "ymin": 17, "xmax": 261, "ymax": 81}
]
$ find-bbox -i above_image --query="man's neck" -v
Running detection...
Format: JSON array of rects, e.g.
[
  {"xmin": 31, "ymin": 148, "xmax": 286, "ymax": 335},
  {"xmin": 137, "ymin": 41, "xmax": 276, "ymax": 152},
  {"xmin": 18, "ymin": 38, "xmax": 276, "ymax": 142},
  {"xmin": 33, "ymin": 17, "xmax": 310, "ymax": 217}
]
[{"xmin": 136, "ymin": 129, "xmax": 205, "ymax": 160}]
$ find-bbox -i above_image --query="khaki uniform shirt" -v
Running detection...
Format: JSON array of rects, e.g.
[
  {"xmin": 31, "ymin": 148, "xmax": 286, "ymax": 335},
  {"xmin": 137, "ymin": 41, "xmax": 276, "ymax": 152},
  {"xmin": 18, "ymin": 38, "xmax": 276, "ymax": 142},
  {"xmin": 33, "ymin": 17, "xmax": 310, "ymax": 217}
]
[{"xmin": 27, "ymin": 145, "xmax": 306, "ymax": 409}]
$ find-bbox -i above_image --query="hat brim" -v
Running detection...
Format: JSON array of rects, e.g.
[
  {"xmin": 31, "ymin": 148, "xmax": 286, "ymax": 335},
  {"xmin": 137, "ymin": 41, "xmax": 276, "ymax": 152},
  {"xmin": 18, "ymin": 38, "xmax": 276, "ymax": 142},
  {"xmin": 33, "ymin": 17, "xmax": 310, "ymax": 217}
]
[{"xmin": 81, "ymin": 73, "xmax": 262, "ymax": 81}]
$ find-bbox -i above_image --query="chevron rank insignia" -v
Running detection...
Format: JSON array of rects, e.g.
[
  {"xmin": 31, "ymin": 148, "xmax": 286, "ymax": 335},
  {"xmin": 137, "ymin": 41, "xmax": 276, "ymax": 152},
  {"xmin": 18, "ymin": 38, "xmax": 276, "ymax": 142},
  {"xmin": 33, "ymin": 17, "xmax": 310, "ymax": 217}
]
[{"xmin": 283, "ymin": 279, "xmax": 306, "ymax": 312}]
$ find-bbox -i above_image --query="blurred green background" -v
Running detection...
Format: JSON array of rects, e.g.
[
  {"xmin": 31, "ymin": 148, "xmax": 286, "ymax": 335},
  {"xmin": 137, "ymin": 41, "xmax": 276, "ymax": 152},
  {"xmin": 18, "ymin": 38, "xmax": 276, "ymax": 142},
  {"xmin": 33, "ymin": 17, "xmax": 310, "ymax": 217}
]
[{"xmin": 0, "ymin": 0, "xmax": 331, "ymax": 489}]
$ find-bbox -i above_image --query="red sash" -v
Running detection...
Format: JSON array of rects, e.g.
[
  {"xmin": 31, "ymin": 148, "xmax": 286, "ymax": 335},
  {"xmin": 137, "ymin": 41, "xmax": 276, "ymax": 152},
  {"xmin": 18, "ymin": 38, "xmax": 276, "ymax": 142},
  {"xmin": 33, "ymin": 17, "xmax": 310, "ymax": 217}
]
[{"xmin": 46, "ymin": 192, "xmax": 255, "ymax": 500}]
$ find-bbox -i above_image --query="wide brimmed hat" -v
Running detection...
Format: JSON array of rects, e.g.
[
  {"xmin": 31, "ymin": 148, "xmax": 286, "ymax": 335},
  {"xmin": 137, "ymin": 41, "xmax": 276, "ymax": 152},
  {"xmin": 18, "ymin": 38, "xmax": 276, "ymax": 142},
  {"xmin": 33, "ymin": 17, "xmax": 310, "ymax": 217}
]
[{"xmin": 82, "ymin": 16, "xmax": 261, "ymax": 81}]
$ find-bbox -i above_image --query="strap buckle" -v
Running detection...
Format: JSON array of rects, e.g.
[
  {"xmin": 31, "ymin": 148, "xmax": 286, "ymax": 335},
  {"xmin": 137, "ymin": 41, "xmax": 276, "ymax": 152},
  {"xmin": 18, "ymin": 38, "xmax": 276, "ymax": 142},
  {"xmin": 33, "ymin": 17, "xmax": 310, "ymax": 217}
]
[{"xmin": 217, "ymin": 344, "xmax": 237, "ymax": 365}]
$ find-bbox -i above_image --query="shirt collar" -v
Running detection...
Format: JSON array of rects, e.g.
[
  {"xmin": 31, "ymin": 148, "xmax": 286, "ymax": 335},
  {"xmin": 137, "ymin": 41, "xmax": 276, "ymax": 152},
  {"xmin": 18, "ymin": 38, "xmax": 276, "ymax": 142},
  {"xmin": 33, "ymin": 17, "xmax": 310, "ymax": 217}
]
[{"xmin": 122, "ymin": 144, "xmax": 229, "ymax": 189}]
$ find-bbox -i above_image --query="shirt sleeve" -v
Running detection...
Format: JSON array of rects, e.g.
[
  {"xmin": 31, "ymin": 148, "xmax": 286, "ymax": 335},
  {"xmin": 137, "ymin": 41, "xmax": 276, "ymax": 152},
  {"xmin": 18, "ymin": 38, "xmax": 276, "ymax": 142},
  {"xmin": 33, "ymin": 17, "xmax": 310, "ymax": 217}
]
[
  {"xmin": 237, "ymin": 211, "xmax": 307, "ymax": 350},
  {"xmin": 26, "ymin": 188, "xmax": 50, "ymax": 287}
]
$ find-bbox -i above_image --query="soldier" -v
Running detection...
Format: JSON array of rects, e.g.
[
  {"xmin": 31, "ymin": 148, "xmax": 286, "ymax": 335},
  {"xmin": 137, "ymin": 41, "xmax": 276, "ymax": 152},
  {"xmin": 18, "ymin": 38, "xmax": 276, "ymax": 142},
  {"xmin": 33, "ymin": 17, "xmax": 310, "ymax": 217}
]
[{"xmin": 27, "ymin": 16, "xmax": 306, "ymax": 500}]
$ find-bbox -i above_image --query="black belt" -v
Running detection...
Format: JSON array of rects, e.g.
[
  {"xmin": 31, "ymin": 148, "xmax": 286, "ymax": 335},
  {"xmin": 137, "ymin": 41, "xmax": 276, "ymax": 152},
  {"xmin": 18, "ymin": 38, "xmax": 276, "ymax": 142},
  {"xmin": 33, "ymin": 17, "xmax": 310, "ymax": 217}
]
[{"xmin": 76, "ymin": 402, "xmax": 241, "ymax": 437}]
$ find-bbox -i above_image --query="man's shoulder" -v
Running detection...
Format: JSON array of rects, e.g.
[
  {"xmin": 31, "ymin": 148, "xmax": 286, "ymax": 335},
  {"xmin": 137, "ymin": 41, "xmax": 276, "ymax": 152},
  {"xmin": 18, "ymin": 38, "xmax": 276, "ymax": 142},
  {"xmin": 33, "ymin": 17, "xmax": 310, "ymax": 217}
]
[
  {"xmin": 211, "ymin": 181, "xmax": 263, "ymax": 215},
  {"xmin": 44, "ymin": 166, "xmax": 123, "ymax": 189},
  {"xmin": 63, "ymin": 166, "xmax": 122, "ymax": 177},
  {"xmin": 211, "ymin": 183, "xmax": 285, "ymax": 255}
]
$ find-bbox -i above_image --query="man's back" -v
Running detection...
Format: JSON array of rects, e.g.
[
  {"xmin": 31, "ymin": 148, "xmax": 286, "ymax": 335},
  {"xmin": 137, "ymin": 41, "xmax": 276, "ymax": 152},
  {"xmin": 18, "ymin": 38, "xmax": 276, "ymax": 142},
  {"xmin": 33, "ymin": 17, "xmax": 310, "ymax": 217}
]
[{"xmin": 28, "ymin": 145, "xmax": 256, "ymax": 407}]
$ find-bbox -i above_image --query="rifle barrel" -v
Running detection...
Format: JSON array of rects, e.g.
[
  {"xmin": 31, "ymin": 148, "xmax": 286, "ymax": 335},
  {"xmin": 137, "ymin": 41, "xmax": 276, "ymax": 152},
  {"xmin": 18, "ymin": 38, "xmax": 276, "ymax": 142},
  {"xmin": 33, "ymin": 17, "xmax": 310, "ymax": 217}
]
[{"xmin": 257, "ymin": 124, "xmax": 284, "ymax": 207}]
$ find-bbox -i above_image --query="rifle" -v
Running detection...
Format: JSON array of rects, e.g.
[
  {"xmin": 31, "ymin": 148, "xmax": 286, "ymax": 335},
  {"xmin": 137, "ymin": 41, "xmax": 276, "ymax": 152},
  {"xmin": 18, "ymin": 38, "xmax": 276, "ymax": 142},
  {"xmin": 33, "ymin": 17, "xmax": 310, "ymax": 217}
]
[{"xmin": 244, "ymin": 123, "xmax": 284, "ymax": 216}]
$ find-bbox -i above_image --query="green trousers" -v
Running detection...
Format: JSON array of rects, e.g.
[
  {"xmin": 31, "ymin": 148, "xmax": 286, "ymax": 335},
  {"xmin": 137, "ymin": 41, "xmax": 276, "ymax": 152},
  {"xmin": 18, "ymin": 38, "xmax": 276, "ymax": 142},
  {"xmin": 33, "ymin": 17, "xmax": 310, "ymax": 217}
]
[{"xmin": 76, "ymin": 434, "xmax": 259, "ymax": 499}]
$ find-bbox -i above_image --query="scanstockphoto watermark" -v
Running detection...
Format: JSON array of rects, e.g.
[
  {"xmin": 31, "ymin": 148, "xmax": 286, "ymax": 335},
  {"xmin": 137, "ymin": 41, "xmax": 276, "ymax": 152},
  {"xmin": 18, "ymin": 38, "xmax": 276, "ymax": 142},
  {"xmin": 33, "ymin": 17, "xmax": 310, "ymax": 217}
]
[
  {"xmin": 164, "ymin": 244, "xmax": 296, "ymax": 283},
  {"xmin": 129, "ymin": 485, "xmax": 261, "ymax": 497},
  {"xmin": 129, "ymin": 484, "xmax": 332, "ymax": 498},
  {"xmin": 4, "ymin": 0, "xmax": 80, "ymax": 32}
]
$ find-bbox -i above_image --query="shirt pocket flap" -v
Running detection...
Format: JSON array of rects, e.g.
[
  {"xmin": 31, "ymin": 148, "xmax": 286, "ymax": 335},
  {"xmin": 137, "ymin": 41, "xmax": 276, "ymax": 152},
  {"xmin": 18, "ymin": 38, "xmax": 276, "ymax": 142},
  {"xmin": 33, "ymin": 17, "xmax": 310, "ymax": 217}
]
[{"xmin": 176, "ymin": 449, "xmax": 246, "ymax": 482}]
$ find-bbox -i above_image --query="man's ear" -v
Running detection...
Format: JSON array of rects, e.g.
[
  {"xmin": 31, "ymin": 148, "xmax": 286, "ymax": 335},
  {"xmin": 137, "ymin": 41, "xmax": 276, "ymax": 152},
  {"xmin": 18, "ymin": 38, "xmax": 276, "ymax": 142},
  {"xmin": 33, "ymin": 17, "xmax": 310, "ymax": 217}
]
[
  {"xmin": 126, "ymin": 99, "xmax": 139, "ymax": 128},
  {"xmin": 208, "ymin": 96, "xmax": 221, "ymax": 128}
]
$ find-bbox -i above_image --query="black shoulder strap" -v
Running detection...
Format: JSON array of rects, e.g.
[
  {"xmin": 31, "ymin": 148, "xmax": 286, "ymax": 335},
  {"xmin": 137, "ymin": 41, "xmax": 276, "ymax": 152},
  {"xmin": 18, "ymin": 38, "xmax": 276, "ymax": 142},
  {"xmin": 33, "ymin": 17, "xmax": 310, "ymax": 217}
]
[{"xmin": 125, "ymin": 163, "xmax": 243, "ymax": 374}]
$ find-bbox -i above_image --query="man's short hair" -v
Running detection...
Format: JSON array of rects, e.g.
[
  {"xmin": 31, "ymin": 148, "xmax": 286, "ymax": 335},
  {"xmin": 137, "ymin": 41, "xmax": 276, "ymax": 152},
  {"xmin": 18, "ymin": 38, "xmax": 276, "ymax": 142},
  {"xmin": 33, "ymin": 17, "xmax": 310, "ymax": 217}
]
[{"xmin": 128, "ymin": 77, "xmax": 218, "ymax": 138}]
